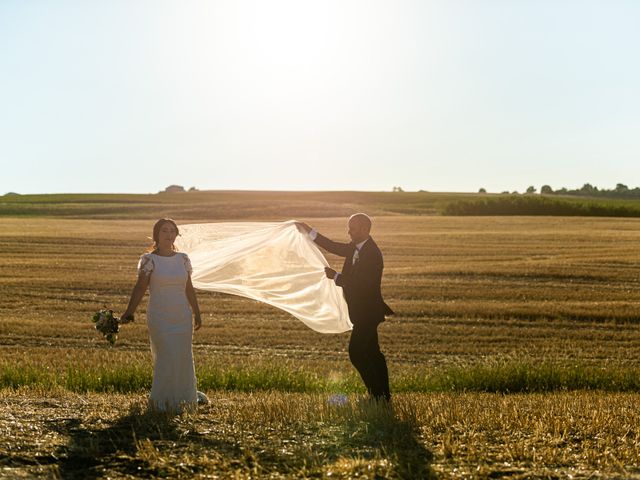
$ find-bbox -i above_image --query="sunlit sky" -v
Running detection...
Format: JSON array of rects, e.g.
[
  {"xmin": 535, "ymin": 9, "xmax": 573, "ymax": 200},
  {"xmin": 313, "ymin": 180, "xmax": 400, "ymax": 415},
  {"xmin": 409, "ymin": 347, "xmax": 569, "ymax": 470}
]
[{"xmin": 1, "ymin": 0, "xmax": 639, "ymax": 194}]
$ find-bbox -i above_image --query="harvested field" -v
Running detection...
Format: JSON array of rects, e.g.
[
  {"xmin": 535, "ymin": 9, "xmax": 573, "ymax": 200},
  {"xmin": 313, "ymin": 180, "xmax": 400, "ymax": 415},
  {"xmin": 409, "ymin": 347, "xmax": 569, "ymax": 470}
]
[{"xmin": 2, "ymin": 211, "xmax": 640, "ymax": 477}]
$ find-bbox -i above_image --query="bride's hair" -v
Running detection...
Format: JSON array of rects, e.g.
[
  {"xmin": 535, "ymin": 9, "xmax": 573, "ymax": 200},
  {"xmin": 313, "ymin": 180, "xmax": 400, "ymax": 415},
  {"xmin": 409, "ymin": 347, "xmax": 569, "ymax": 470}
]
[{"xmin": 148, "ymin": 218, "xmax": 180, "ymax": 253}]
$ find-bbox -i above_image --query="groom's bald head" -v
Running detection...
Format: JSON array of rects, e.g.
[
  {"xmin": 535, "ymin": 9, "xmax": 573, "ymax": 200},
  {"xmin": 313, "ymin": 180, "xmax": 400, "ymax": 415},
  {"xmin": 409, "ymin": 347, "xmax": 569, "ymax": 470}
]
[
  {"xmin": 348, "ymin": 213, "xmax": 372, "ymax": 243},
  {"xmin": 349, "ymin": 213, "xmax": 372, "ymax": 231}
]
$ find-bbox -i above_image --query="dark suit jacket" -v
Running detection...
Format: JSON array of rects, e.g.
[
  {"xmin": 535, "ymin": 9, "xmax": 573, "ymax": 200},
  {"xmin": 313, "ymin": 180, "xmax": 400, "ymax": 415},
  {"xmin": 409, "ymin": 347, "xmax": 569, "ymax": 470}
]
[{"xmin": 314, "ymin": 233, "xmax": 394, "ymax": 325}]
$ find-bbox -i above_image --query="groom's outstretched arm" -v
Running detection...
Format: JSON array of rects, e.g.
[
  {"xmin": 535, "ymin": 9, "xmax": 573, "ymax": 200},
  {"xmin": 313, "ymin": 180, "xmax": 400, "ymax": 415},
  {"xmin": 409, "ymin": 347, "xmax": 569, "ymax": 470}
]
[
  {"xmin": 295, "ymin": 222, "xmax": 351, "ymax": 257},
  {"xmin": 313, "ymin": 232, "xmax": 352, "ymax": 257}
]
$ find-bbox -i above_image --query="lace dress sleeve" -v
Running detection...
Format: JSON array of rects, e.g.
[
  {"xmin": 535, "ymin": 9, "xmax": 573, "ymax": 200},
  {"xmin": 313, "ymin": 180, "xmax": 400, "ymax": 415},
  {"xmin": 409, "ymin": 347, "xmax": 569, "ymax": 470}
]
[
  {"xmin": 137, "ymin": 253, "xmax": 154, "ymax": 276},
  {"xmin": 183, "ymin": 253, "xmax": 193, "ymax": 275}
]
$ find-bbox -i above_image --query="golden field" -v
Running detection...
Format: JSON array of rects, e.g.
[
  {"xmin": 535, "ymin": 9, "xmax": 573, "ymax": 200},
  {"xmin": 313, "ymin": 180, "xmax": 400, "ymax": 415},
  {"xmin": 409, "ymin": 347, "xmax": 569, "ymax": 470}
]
[
  {"xmin": 2, "ymin": 208, "xmax": 640, "ymax": 478},
  {"xmin": 2, "ymin": 215, "xmax": 640, "ymax": 367}
]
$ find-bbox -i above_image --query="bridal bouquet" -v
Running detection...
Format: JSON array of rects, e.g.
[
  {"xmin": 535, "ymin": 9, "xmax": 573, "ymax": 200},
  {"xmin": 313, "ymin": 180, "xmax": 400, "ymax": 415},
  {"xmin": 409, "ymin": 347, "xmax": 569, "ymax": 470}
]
[{"xmin": 92, "ymin": 308, "xmax": 121, "ymax": 345}]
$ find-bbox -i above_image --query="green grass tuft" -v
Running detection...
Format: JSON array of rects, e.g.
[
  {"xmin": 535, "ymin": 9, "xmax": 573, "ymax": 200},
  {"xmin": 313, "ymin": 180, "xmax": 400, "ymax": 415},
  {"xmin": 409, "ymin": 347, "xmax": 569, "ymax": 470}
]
[{"xmin": 3, "ymin": 362, "xmax": 640, "ymax": 394}]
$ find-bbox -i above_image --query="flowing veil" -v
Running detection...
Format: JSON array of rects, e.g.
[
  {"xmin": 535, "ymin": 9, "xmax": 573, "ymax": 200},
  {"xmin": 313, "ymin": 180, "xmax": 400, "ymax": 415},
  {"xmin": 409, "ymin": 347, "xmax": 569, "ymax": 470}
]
[{"xmin": 175, "ymin": 221, "xmax": 352, "ymax": 333}]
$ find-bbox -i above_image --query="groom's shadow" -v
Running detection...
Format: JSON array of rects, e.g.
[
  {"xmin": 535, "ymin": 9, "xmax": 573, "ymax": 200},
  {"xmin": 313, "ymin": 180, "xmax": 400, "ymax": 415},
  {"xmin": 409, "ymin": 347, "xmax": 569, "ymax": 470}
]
[
  {"xmin": 48, "ymin": 403, "xmax": 239, "ymax": 480},
  {"xmin": 340, "ymin": 400, "xmax": 436, "ymax": 479}
]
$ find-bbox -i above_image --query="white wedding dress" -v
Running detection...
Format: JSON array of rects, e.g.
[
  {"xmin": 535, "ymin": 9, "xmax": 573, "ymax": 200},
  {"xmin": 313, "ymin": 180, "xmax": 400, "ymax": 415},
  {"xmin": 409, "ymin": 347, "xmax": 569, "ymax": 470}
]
[{"xmin": 138, "ymin": 252, "xmax": 197, "ymax": 412}]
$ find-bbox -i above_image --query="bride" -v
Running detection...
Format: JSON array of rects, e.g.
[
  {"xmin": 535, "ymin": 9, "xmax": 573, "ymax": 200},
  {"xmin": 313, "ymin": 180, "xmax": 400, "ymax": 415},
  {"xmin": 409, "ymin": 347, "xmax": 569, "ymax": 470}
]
[{"xmin": 122, "ymin": 218, "xmax": 207, "ymax": 412}]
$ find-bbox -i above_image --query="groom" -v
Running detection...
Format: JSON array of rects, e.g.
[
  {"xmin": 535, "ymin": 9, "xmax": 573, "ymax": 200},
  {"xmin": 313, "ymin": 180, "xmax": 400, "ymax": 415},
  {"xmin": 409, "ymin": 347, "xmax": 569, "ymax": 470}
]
[{"xmin": 296, "ymin": 214, "xmax": 394, "ymax": 402}]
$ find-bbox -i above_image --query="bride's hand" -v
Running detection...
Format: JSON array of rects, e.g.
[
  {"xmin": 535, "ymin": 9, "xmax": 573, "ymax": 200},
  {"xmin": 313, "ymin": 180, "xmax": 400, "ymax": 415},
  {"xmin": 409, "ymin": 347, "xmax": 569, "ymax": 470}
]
[
  {"xmin": 120, "ymin": 312, "xmax": 134, "ymax": 324},
  {"xmin": 194, "ymin": 314, "xmax": 202, "ymax": 331}
]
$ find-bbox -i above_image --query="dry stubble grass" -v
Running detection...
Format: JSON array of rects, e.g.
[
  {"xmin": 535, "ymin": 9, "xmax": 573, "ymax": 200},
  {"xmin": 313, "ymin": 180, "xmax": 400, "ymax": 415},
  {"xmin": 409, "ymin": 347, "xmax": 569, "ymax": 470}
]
[
  {"xmin": 2, "ymin": 215, "xmax": 640, "ymax": 369},
  {"xmin": 2, "ymin": 215, "xmax": 640, "ymax": 477},
  {"xmin": 1, "ymin": 389, "xmax": 639, "ymax": 479}
]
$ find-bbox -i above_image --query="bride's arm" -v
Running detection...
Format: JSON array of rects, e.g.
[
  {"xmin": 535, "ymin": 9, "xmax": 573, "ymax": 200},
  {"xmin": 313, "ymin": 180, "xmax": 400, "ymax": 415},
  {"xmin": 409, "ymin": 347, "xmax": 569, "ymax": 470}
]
[
  {"xmin": 186, "ymin": 276, "xmax": 202, "ymax": 331},
  {"xmin": 122, "ymin": 273, "xmax": 150, "ymax": 322}
]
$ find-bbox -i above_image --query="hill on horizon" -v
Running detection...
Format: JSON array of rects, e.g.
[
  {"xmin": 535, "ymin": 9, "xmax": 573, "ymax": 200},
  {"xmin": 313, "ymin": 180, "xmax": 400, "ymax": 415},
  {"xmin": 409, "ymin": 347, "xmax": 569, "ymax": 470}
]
[{"xmin": 3, "ymin": 190, "xmax": 640, "ymax": 220}]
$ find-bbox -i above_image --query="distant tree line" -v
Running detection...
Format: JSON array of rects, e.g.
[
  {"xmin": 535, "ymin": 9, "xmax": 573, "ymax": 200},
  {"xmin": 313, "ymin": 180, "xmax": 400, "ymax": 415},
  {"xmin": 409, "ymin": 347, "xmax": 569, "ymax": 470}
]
[
  {"xmin": 443, "ymin": 195, "xmax": 640, "ymax": 217},
  {"xmin": 479, "ymin": 183, "xmax": 640, "ymax": 199},
  {"xmin": 539, "ymin": 183, "xmax": 640, "ymax": 199}
]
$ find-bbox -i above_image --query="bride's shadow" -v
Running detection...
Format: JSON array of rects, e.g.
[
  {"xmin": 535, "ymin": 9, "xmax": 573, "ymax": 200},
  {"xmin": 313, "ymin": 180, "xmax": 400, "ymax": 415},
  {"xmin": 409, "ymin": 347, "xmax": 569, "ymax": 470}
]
[
  {"xmin": 49, "ymin": 403, "xmax": 239, "ymax": 480},
  {"xmin": 47, "ymin": 397, "xmax": 435, "ymax": 479}
]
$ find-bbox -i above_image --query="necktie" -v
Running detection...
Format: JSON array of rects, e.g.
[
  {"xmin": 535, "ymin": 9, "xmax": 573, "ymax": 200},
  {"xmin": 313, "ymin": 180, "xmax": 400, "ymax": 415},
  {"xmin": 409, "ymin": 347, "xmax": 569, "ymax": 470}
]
[{"xmin": 352, "ymin": 248, "xmax": 359, "ymax": 265}]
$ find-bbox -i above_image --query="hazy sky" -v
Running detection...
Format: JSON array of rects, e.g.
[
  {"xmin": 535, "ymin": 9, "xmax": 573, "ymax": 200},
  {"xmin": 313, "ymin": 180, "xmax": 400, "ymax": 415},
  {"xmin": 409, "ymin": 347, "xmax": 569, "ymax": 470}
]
[{"xmin": 1, "ymin": 0, "xmax": 639, "ymax": 194}]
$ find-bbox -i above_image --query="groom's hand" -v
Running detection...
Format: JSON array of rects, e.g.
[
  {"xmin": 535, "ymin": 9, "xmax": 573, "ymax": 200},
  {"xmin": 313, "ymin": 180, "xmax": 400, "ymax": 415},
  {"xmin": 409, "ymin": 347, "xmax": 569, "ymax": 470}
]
[
  {"xmin": 295, "ymin": 221, "xmax": 312, "ymax": 233},
  {"xmin": 324, "ymin": 267, "xmax": 337, "ymax": 279}
]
